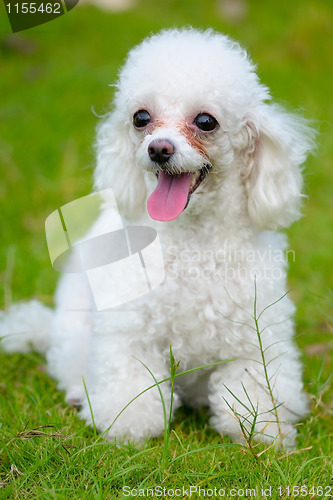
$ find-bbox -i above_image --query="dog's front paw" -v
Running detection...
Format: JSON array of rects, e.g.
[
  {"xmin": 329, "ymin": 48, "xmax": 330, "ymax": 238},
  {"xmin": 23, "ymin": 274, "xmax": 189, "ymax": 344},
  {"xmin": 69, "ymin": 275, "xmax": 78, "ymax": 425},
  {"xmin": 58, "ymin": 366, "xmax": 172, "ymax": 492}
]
[{"xmin": 79, "ymin": 387, "xmax": 180, "ymax": 444}]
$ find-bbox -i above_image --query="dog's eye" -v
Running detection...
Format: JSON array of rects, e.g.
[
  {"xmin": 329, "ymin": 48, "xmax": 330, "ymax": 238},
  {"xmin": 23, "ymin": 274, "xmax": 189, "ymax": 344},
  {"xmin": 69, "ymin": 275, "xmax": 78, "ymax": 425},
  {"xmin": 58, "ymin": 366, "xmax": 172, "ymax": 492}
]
[
  {"xmin": 194, "ymin": 113, "xmax": 218, "ymax": 132},
  {"xmin": 133, "ymin": 110, "xmax": 151, "ymax": 129}
]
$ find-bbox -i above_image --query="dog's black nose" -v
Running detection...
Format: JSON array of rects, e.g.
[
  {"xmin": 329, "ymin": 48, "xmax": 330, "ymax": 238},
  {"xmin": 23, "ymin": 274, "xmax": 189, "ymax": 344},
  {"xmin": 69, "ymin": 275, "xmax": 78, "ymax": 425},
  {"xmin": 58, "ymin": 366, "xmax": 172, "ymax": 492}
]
[{"xmin": 148, "ymin": 139, "xmax": 175, "ymax": 164}]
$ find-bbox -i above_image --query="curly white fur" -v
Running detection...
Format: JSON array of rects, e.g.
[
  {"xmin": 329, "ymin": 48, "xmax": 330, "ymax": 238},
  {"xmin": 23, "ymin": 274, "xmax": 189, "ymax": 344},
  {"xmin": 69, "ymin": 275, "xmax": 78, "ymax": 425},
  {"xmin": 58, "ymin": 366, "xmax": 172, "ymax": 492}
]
[{"xmin": 1, "ymin": 28, "xmax": 315, "ymax": 446}]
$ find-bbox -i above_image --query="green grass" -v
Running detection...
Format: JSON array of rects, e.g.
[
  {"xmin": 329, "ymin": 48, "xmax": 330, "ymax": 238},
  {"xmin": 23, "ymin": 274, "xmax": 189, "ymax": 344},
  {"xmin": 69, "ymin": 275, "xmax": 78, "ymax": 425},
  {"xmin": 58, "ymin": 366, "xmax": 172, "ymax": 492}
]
[{"xmin": 1, "ymin": 0, "xmax": 333, "ymax": 497}]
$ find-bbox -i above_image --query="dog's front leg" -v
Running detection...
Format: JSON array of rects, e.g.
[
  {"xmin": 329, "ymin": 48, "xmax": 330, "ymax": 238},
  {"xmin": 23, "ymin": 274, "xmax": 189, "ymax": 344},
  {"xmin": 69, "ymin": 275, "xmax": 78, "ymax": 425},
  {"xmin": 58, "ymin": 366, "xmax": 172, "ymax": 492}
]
[
  {"xmin": 208, "ymin": 356, "xmax": 308, "ymax": 448},
  {"xmin": 79, "ymin": 330, "xmax": 181, "ymax": 444}
]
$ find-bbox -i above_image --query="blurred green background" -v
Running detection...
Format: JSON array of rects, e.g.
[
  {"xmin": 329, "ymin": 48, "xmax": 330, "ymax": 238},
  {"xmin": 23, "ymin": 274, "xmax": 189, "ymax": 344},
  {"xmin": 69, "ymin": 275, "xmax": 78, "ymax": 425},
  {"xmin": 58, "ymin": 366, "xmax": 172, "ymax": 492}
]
[{"xmin": 0, "ymin": 0, "xmax": 332, "ymax": 365}]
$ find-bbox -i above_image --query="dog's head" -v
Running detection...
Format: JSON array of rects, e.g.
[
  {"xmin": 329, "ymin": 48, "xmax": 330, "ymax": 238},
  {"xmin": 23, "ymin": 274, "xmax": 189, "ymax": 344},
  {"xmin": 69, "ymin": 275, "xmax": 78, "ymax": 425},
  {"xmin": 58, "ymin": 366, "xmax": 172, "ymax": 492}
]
[{"xmin": 95, "ymin": 28, "xmax": 314, "ymax": 228}]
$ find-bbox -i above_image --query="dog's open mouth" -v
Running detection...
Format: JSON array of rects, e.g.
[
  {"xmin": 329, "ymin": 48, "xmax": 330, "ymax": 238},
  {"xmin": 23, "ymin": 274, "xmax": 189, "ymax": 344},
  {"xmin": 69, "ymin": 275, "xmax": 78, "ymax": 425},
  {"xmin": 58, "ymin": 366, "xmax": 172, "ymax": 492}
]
[{"xmin": 147, "ymin": 164, "xmax": 211, "ymax": 221}]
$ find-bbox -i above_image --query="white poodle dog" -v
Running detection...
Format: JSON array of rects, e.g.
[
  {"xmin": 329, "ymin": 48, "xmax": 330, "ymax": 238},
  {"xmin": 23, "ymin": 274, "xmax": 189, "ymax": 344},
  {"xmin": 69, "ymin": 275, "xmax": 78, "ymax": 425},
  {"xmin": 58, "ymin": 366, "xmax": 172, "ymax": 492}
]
[{"xmin": 1, "ymin": 28, "xmax": 315, "ymax": 446}]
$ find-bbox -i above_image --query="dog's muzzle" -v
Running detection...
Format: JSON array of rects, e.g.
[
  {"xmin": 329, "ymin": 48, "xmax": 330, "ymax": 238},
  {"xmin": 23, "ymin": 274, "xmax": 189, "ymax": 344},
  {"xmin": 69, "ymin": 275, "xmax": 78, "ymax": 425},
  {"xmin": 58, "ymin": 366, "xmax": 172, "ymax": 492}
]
[{"xmin": 146, "ymin": 137, "xmax": 212, "ymax": 222}]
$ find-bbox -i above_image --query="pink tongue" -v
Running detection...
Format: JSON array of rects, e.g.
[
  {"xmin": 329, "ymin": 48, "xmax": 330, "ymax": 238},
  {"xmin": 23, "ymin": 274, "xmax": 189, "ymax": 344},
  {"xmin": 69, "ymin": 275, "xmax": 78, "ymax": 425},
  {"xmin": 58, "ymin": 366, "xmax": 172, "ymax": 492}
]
[{"xmin": 147, "ymin": 171, "xmax": 193, "ymax": 221}]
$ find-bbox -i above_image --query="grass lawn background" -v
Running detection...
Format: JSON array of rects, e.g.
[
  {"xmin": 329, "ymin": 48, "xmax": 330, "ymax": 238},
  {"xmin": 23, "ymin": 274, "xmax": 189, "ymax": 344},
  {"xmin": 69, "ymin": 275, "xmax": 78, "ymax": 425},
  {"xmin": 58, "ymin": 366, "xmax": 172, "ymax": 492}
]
[{"xmin": 0, "ymin": 0, "xmax": 332, "ymax": 497}]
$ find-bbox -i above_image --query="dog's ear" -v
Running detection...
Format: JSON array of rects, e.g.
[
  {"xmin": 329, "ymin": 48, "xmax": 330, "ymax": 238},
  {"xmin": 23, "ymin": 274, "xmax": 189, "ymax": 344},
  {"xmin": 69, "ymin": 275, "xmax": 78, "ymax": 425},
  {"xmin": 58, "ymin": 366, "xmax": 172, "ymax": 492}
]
[
  {"xmin": 93, "ymin": 109, "xmax": 147, "ymax": 220},
  {"xmin": 244, "ymin": 105, "xmax": 315, "ymax": 229}
]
